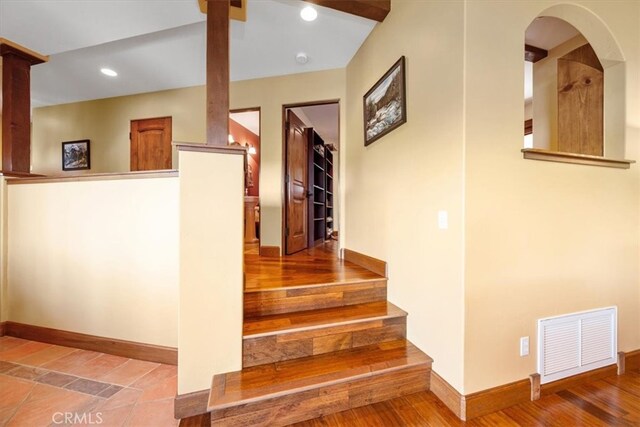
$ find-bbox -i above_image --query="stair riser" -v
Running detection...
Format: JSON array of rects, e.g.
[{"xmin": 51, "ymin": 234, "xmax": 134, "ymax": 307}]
[
  {"xmin": 244, "ymin": 280, "xmax": 387, "ymax": 317},
  {"xmin": 210, "ymin": 365, "xmax": 431, "ymax": 427},
  {"xmin": 243, "ymin": 317, "xmax": 406, "ymax": 368}
]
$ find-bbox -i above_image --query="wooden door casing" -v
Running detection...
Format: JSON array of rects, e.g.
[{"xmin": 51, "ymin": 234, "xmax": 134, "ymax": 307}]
[
  {"xmin": 285, "ymin": 111, "xmax": 309, "ymax": 255},
  {"xmin": 130, "ymin": 117, "xmax": 173, "ymax": 171}
]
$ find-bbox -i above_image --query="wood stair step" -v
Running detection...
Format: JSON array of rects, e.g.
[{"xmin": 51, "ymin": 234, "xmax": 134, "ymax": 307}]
[
  {"xmin": 243, "ymin": 302, "xmax": 407, "ymax": 367},
  {"xmin": 208, "ymin": 340, "xmax": 432, "ymax": 426},
  {"xmin": 243, "ymin": 278, "xmax": 387, "ymax": 317}
]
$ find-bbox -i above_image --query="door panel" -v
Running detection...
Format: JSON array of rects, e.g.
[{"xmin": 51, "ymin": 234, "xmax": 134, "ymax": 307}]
[
  {"xmin": 130, "ymin": 117, "xmax": 173, "ymax": 171},
  {"xmin": 557, "ymin": 58, "xmax": 603, "ymax": 156},
  {"xmin": 285, "ymin": 111, "xmax": 309, "ymax": 255}
]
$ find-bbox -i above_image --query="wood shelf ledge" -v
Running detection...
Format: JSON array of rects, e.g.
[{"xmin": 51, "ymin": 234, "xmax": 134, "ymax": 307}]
[
  {"xmin": 522, "ymin": 148, "xmax": 635, "ymax": 169},
  {"xmin": 174, "ymin": 141, "xmax": 247, "ymax": 155},
  {"xmin": 6, "ymin": 170, "xmax": 178, "ymax": 185}
]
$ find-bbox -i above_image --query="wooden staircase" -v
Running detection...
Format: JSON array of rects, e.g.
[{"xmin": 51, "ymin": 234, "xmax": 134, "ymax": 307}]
[{"xmin": 207, "ymin": 252, "xmax": 433, "ymax": 426}]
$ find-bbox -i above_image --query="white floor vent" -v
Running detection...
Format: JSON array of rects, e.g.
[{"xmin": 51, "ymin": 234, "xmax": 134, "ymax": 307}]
[{"xmin": 537, "ymin": 307, "xmax": 617, "ymax": 384}]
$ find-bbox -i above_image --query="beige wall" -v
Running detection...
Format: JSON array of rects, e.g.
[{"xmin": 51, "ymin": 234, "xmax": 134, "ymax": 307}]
[
  {"xmin": 463, "ymin": 0, "xmax": 640, "ymax": 393},
  {"xmin": 178, "ymin": 149, "xmax": 244, "ymax": 394},
  {"xmin": 345, "ymin": 0, "xmax": 466, "ymax": 391},
  {"xmin": 6, "ymin": 176, "xmax": 179, "ymax": 346},
  {"xmin": 31, "ymin": 86, "xmax": 206, "ymax": 174},
  {"xmin": 31, "ymin": 69, "xmax": 346, "ymax": 250}
]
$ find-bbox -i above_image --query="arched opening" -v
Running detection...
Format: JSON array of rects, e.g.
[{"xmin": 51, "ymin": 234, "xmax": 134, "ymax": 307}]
[{"xmin": 523, "ymin": 4, "xmax": 627, "ymax": 162}]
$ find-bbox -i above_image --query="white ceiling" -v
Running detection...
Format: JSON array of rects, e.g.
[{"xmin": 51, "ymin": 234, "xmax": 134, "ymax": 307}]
[
  {"xmin": 231, "ymin": 110, "xmax": 260, "ymax": 136},
  {"xmin": 525, "ymin": 16, "xmax": 580, "ymax": 51},
  {"xmin": 0, "ymin": 0, "xmax": 376, "ymax": 107},
  {"xmin": 291, "ymin": 103, "xmax": 339, "ymax": 147}
]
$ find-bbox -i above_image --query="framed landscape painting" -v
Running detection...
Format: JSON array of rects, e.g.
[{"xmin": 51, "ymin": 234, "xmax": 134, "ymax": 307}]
[
  {"xmin": 62, "ymin": 140, "xmax": 91, "ymax": 171},
  {"xmin": 363, "ymin": 56, "xmax": 407, "ymax": 146}
]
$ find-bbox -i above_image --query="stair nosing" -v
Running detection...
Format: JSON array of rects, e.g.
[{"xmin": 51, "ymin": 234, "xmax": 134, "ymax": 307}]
[
  {"xmin": 244, "ymin": 276, "xmax": 387, "ymax": 293},
  {"xmin": 207, "ymin": 349, "xmax": 431, "ymax": 411},
  {"xmin": 243, "ymin": 304, "xmax": 408, "ymax": 339}
]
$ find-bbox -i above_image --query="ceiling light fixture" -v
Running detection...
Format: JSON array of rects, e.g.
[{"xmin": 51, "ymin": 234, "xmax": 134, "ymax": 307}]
[
  {"xmin": 296, "ymin": 52, "xmax": 309, "ymax": 65},
  {"xmin": 300, "ymin": 6, "xmax": 317, "ymax": 22},
  {"xmin": 100, "ymin": 68, "xmax": 118, "ymax": 77}
]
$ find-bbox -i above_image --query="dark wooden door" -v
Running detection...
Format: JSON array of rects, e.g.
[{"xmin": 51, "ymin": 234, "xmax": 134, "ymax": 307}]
[
  {"xmin": 285, "ymin": 111, "xmax": 309, "ymax": 255},
  {"xmin": 130, "ymin": 117, "xmax": 173, "ymax": 171}
]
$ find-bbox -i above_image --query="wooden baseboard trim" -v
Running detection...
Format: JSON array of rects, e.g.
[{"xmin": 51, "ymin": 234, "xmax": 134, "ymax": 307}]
[
  {"xmin": 626, "ymin": 349, "xmax": 640, "ymax": 371},
  {"xmin": 4, "ymin": 321, "xmax": 177, "ymax": 365},
  {"xmin": 175, "ymin": 389, "xmax": 210, "ymax": 419},
  {"xmin": 0, "ymin": 321, "xmax": 6, "ymax": 337},
  {"xmin": 465, "ymin": 378, "xmax": 531, "ymax": 420},
  {"xmin": 341, "ymin": 248, "xmax": 387, "ymax": 277},
  {"xmin": 259, "ymin": 246, "xmax": 280, "ymax": 257},
  {"xmin": 433, "ymin": 355, "xmax": 637, "ymax": 421},
  {"xmin": 430, "ymin": 371, "xmax": 464, "ymax": 419}
]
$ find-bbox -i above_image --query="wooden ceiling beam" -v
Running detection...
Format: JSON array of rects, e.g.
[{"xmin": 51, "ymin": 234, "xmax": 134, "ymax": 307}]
[
  {"xmin": 302, "ymin": 0, "xmax": 390, "ymax": 22},
  {"xmin": 525, "ymin": 44, "xmax": 548, "ymax": 63}
]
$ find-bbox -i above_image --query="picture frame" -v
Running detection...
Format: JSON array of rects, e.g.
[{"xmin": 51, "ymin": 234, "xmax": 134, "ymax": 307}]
[
  {"xmin": 62, "ymin": 140, "xmax": 91, "ymax": 171},
  {"xmin": 363, "ymin": 56, "xmax": 407, "ymax": 146}
]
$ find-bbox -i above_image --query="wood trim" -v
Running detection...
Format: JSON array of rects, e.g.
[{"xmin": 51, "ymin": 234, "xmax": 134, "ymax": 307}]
[
  {"xmin": 524, "ymin": 118, "xmax": 533, "ymax": 136},
  {"xmin": 174, "ymin": 142, "xmax": 246, "ymax": 155},
  {"xmin": 540, "ymin": 364, "xmax": 617, "ymax": 397},
  {"xmin": 0, "ymin": 171, "xmax": 46, "ymax": 178},
  {"xmin": 618, "ymin": 351, "xmax": 626, "ymax": 375},
  {"xmin": 465, "ymin": 378, "xmax": 531, "ymax": 420},
  {"xmin": 0, "ymin": 322, "xmax": 6, "ymax": 337},
  {"xmin": 6, "ymin": 170, "xmax": 178, "ymax": 185},
  {"xmin": 175, "ymin": 389, "xmax": 210, "ymax": 419},
  {"xmin": 206, "ymin": 0, "xmax": 230, "ymax": 146},
  {"xmin": 198, "ymin": 0, "xmax": 246, "ymax": 21},
  {"xmin": 522, "ymin": 148, "xmax": 635, "ymax": 169},
  {"xmin": 524, "ymin": 44, "xmax": 548, "ymax": 63},
  {"xmin": 529, "ymin": 373, "xmax": 541, "ymax": 400},
  {"xmin": 4, "ymin": 321, "xmax": 177, "ymax": 365},
  {"xmin": 430, "ymin": 371, "xmax": 464, "ymax": 420},
  {"xmin": 0, "ymin": 38, "xmax": 48, "ymax": 64},
  {"xmin": 341, "ymin": 248, "xmax": 387, "ymax": 277},
  {"xmin": 259, "ymin": 246, "xmax": 280, "ymax": 257},
  {"xmin": 626, "ymin": 349, "xmax": 640, "ymax": 371},
  {"xmin": 302, "ymin": 0, "xmax": 390, "ymax": 22}
]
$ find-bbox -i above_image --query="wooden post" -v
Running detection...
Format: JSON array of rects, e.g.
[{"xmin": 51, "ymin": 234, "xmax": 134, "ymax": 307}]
[
  {"xmin": 206, "ymin": 0, "xmax": 230, "ymax": 146},
  {"xmin": 0, "ymin": 39, "xmax": 47, "ymax": 174}
]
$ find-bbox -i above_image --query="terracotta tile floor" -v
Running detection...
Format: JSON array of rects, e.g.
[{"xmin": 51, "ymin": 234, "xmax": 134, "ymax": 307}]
[{"xmin": 0, "ymin": 336, "xmax": 178, "ymax": 427}]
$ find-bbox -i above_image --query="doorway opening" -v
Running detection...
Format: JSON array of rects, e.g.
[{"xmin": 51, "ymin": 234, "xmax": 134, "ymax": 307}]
[
  {"xmin": 230, "ymin": 108, "xmax": 261, "ymax": 254},
  {"xmin": 283, "ymin": 100, "xmax": 339, "ymax": 255}
]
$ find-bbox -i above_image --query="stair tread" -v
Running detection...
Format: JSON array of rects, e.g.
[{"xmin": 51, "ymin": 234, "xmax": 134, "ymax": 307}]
[
  {"xmin": 244, "ymin": 301, "xmax": 407, "ymax": 338},
  {"xmin": 208, "ymin": 340, "xmax": 432, "ymax": 410},
  {"xmin": 244, "ymin": 256, "xmax": 385, "ymax": 293}
]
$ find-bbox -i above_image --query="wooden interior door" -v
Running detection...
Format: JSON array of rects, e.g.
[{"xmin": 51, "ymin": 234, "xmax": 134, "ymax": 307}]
[
  {"xmin": 285, "ymin": 111, "xmax": 309, "ymax": 255},
  {"xmin": 557, "ymin": 44, "xmax": 603, "ymax": 156},
  {"xmin": 130, "ymin": 117, "xmax": 173, "ymax": 171}
]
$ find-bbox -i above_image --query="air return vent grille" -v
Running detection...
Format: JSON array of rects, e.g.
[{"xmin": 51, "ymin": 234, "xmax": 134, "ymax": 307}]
[{"xmin": 537, "ymin": 307, "xmax": 617, "ymax": 384}]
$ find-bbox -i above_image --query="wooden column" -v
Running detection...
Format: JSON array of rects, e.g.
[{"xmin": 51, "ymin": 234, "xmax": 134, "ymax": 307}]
[
  {"xmin": 206, "ymin": 0, "xmax": 230, "ymax": 146},
  {"xmin": 0, "ymin": 40, "xmax": 47, "ymax": 173}
]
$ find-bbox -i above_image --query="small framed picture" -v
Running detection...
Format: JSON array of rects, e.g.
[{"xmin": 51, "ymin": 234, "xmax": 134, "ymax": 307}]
[
  {"xmin": 363, "ymin": 56, "xmax": 407, "ymax": 146},
  {"xmin": 62, "ymin": 140, "xmax": 91, "ymax": 171}
]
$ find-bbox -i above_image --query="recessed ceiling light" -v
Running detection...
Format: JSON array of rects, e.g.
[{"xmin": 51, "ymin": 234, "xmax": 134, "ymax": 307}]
[
  {"xmin": 100, "ymin": 68, "xmax": 118, "ymax": 77},
  {"xmin": 300, "ymin": 6, "xmax": 317, "ymax": 22},
  {"xmin": 296, "ymin": 52, "xmax": 309, "ymax": 64}
]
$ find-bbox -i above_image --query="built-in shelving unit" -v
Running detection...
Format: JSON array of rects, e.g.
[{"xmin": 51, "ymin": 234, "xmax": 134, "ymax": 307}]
[
  {"xmin": 325, "ymin": 149, "xmax": 334, "ymax": 240},
  {"xmin": 311, "ymin": 131, "xmax": 326, "ymax": 245}
]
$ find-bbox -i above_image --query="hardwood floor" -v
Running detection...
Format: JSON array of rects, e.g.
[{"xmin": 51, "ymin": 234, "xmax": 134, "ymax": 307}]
[
  {"xmin": 182, "ymin": 366, "xmax": 640, "ymax": 426},
  {"xmin": 244, "ymin": 241, "xmax": 382, "ymax": 291}
]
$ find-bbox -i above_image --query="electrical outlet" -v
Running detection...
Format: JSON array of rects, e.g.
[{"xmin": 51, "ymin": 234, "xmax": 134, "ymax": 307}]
[{"xmin": 520, "ymin": 336, "xmax": 529, "ymax": 357}]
